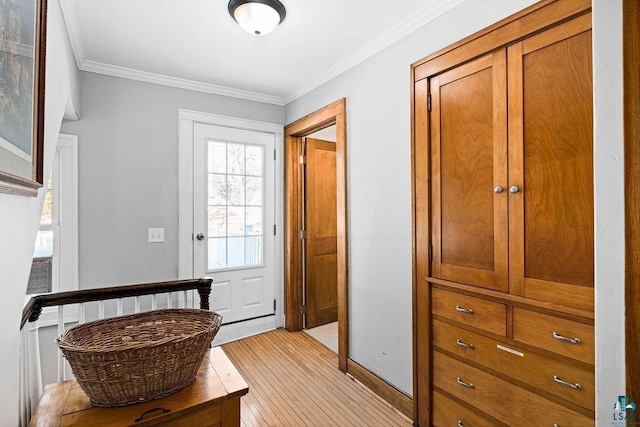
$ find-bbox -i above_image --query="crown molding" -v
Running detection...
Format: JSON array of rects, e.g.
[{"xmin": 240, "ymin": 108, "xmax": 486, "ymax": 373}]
[
  {"xmin": 59, "ymin": 0, "xmax": 463, "ymax": 107},
  {"xmin": 59, "ymin": 0, "xmax": 87, "ymax": 69},
  {"xmin": 79, "ymin": 60, "xmax": 285, "ymax": 105},
  {"xmin": 282, "ymin": 0, "xmax": 464, "ymax": 104},
  {"xmin": 58, "ymin": 0, "xmax": 284, "ymax": 106}
]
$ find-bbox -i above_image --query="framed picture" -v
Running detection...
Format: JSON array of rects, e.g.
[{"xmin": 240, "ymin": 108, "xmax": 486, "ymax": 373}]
[{"xmin": 0, "ymin": 0, "xmax": 47, "ymax": 196}]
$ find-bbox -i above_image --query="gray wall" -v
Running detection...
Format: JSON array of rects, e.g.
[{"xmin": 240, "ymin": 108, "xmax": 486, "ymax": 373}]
[
  {"xmin": 62, "ymin": 73, "xmax": 284, "ymax": 288},
  {"xmin": 285, "ymin": 0, "xmax": 542, "ymax": 396}
]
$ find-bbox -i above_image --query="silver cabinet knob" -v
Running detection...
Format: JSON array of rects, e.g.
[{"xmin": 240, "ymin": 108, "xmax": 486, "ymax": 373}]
[
  {"xmin": 196, "ymin": 233, "xmax": 205, "ymax": 241},
  {"xmin": 509, "ymin": 186, "xmax": 520, "ymax": 193},
  {"xmin": 494, "ymin": 186, "xmax": 504, "ymax": 193}
]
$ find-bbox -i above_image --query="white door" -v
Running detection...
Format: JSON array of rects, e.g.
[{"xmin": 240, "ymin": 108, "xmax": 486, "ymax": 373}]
[{"xmin": 193, "ymin": 123, "xmax": 276, "ymax": 324}]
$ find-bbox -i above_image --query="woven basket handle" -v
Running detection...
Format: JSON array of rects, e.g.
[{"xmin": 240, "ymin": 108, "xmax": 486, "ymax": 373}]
[{"xmin": 135, "ymin": 407, "xmax": 171, "ymax": 422}]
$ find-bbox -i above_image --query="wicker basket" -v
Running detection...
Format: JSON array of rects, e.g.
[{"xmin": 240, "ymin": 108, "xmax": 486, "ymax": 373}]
[{"xmin": 56, "ymin": 309, "xmax": 222, "ymax": 407}]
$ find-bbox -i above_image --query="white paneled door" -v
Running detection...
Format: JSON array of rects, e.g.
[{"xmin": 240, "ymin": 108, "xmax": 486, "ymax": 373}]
[{"xmin": 193, "ymin": 123, "xmax": 276, "ymax": 324}]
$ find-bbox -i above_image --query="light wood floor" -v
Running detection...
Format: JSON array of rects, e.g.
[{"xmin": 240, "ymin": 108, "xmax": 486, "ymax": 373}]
[{"xmin": 222, "ymin": 329, "xmax": 412, "ymax": 427}]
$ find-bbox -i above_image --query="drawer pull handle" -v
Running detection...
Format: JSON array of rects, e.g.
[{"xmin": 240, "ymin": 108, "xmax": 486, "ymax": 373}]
[
  {"xmin": 552, "ymin": 332, "xmax": 582, "ymax": 344},
  {"xmin": 456, "ymin": 377, "xmax": 475, "ymax": 388},
  {"xmin": 135, "ymin": 407, "xmax": 171, "ymax": 422},
  {"xmin": 553, "ymin": 375, "xmax": 582, "ymax": 390},
  {"xmin": 455, "ymin": 305, "xmax": 474, "ymax": 314},
  {"xmin": 456, "ymin": 339, "xmax": 475, "ymax": 349},
  {"xmin": 457, "ymin": 421, "xmax": 464, "ymax": 427}
]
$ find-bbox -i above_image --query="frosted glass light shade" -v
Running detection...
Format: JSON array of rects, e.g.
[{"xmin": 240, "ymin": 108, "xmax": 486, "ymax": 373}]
[{"xmin": 229, "ymin": 0, "xmax": 286, "ymax": 36}]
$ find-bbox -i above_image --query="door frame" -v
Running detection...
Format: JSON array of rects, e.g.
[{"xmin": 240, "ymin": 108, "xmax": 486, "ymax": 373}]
[
  {"xmin": 284, "ymin": 99, "xmax": 348, "ymax": 372},
  {"xmin": 177, "ymin": 109, "xmax": 285, "ymax": 336}
]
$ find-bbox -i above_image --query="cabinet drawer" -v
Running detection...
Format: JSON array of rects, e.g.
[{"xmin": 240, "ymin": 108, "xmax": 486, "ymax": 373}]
[
  {"xmin": 512, "ymin": 308, "xmax": 594, "ymax": 365},
  {"xmin": 433, "ymin": 352, "xmax": 594, "ymax": 427},
  {"xmin": 432, "ymin": 288, "xmax": 506, "ymax": 336},
  {"xmin": 433, "ymin": 319, "xmax": 594, "ymax": 411},
  {"xmin": 432, "ymin": 390, "xmax": 505, "ymax": 427}
]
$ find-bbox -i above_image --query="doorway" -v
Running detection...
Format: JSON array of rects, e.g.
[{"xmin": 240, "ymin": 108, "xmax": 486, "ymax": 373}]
[
  {"xmin": 193, "ymin": 123, "xmax": 276, "ymax": 325},
  {"xmin": 284, "ymin": 99, "xmax": 348, "ymax": 372},
  {"xmin": 178, "ymin": 110, "xmax": 284, "ymax": 344}
]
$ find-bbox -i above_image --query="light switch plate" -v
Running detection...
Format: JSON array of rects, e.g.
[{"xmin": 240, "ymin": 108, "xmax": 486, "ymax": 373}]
[{"xmin": 148, "ymin": 228, "xmax": 165, "ymax": 243}]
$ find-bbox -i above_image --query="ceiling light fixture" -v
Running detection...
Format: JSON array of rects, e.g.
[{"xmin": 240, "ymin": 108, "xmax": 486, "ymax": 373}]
[{"xmin": 228, "ymin": 0, "xmax": 286, "ymax": 36}]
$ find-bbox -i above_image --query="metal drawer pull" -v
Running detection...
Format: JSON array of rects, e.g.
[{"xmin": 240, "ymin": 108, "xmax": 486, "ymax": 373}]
[
  {"xmin": 552, "ymin": 332, "xmax": 582, "ymax": 344},
  {"xmin": 456, "ymin": 339, "xmax": 475, "ymax": 349},
  {"xmin": 554, "ymin": 375, "xmax": 582, "ymax": 390},
  {"xmin": 455, "ymin": 305, "xmax": 474, "ymax": 314},
  {"xmin": 456, "ymin": 377, "xmax": 475, "ymax": 388},
  {"xmin": 458, "ymin": 421, "xmax": 464, "ymax": 427}
]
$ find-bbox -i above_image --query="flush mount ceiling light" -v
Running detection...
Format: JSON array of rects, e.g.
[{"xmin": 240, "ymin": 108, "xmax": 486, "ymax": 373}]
[{"xmin": 228, "ymin": 0, "xmax": 286, "ymax": 36}]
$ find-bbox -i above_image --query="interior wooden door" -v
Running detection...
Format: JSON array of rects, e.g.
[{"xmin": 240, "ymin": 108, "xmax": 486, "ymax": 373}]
[
  {"xmin": 507, "ymin": 14, "xmax": 594, "ymax": 311},
  {"xmin": 304, "ymin": 137, "xmax": 338, "ymax": 328},
  {"xmin": 430, "ymin": 51, "xmax": 508, "ymax": 291}
]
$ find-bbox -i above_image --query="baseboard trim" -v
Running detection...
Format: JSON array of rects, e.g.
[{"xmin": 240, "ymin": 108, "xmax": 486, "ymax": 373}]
[
  {"xmin": 212, "ymin": 315, "xmax": 277, "ymax": 346},
  {"xmin": 346, "ymin": 358, "xmax": 414, "ymax": 420}
]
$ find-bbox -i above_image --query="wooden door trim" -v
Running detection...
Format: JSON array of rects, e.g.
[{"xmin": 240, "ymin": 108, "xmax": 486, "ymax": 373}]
[
  {"xmin": 624, "ymin": 0, "xmax": 640, "ymax": 402},
  {"xmin": 284, "ymin": 98, "xmax": 348, "ymax": 372}
]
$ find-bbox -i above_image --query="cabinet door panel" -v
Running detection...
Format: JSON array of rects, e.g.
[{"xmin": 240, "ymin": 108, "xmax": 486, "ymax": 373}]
[
  {"xmin": 431, "ymin": 52, "xmax": 508, "ymax": 291},
  {"xmin": 508, "ymin": 15, "xmax": 594, "ymax": 310}
]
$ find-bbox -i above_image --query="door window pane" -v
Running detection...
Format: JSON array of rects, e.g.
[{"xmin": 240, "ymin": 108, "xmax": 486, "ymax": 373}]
[
  {"xmin": 208, "ymin": 142, "xmax": 226, "ymax": 173},
  {"xmin": 227, "ymin": 175, "xmax": 245, "ymax": 206},
  {"xmin": 208, "ymin": 174, "xmax": 227, "ymax": 205},
  {"xmin": 246, "ymin": 177, "xmax": 262, "ymax": 206},
  {"xmin": 207, "ymin": 140, "xmax": 264, "ymax": 270},
  {"xmin": 246, "ymin": 145, "xmax": 263, "ymax": 176},
  {"xmin": 208, "ymin": 206, "xmax": 226, "ymax": 237},
  {"xmin": 209, "ymin": 237, "xmax": 227, "ymax": 269}
]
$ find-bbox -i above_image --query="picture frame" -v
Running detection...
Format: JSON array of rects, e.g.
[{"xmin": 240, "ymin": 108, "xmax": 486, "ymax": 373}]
[{"xmin": 0, "ymin": 0, "xmax": 47, "ymax": 196}]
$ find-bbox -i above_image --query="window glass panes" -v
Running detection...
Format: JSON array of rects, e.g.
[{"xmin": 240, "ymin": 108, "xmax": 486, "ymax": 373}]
[
  {"xmin": 208, "ymin": 142, "xmax": 226, "ymax": 173},
  {"xmin": 208, "ymin": 174, "xmax": 226, "ymax": 205},
  {"xmin": 227, "ymin": 175, "xmax": 245, "ymax": 206},
  {"xmin": 209, "ymin": 238, "xmax": 226, "ymax": 269},
  {"xmin": 227, "ymin": 206, "xmax": 245, "ymax": 234},
  {"xmin": 208, "ymin": 206, "xmax": 226, "ymax": 237},
  {"xmin": 227, "ymin": 237, "xmax": 245, "ymax": 268},
  {"xmin": 228, "ymin": 144, "xmax": 245, "ymax": 175},
  {"xmin": 246, "ymin": 145, "xmax": 263, "ymax": 176},
  {"xmin": 28, "ymin": 230, "xmax": 54, "ymax": 294},
  {"xmin": 246, "ymin": 207, "xmax": 262, "ymax": 235},
  {"xmin": 207, "ymin": 141, "xmax": 264, "ymax": 270},
  {"xmin": 245, "ymin": 236, "xmax": 262, "ymax": 265},
  {"xmin": 40, "ymin": 174, "xmax": 53, "ymax": 225},
  {"xmin": 246, "ymin": 177, "xmax": 262, "ymax": 206}
]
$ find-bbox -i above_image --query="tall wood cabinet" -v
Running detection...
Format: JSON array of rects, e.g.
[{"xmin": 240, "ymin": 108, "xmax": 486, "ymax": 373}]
[{"xmin": 412, "ymin": 1, "xmax": 595, "ymax": 426}]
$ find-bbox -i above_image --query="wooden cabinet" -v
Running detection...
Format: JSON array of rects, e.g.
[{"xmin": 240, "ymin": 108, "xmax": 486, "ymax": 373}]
[
  {"xmin": 429, "ymin": 51, "xmax": 508, "ymax": 292},
  {"xmin": 430, "ymin": 14, "xmax": 593, "ymax": 308},
  {"xmin": 412, "ymin": 1, "xmax": 595, "ymax": 426},
  {"xmin": 507, "ymin": 14, "xmax": 594, "ymax": 311}
]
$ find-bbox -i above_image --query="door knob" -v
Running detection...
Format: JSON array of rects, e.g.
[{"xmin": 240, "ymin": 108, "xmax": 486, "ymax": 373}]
[
  {"xmin": 494, "ymin": 186, "xmax": 504, "ymax": 193},
  {"xmin": 509, "ymin": 186, "xmax": 520, "ymax": 193},
  {"xmin": 196, "ymin": 233, "xmax": 205, "ymax": 241}
]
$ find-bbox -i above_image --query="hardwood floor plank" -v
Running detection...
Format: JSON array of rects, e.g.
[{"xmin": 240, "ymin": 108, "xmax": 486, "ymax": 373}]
[
  {"xmin": 267, "ymin": 331, "xmax": 406, "ymax": 427},
  {"xmin": 249, "ymin": 332, "xmax": 360, "ymax": 427},
  {"xmin": 222, "ymin": 329, "xmax": 412, "ymax": 427},
  {"xmin": 225, "ymin": 342, "xmax": 301, "ymax": 426}
]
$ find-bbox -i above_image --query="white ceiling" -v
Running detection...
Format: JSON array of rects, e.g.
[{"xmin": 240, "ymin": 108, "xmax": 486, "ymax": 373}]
[{"xmin": 60, "ymin": 0, "xmax": 463, "ymax": 105}]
